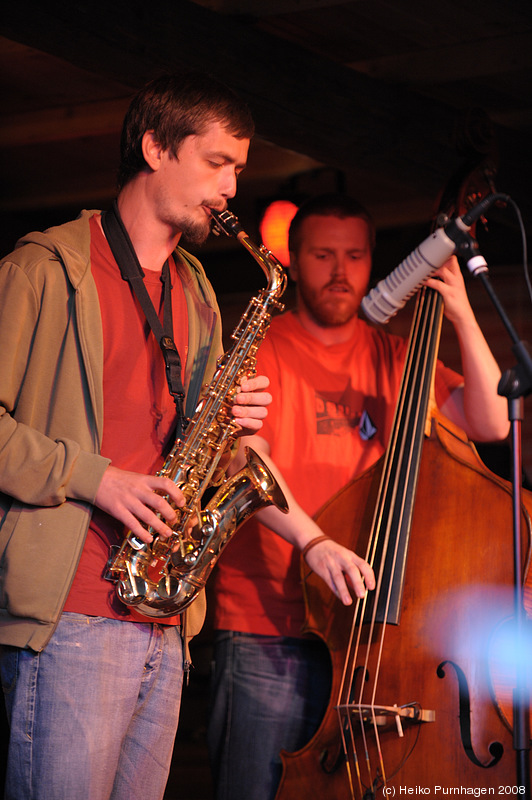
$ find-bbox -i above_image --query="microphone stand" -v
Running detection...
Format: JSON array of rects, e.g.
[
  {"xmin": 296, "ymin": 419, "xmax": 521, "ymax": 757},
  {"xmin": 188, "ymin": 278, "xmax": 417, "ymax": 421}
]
[{"xmin": 459, "ymin": 234, "xmax": 532, "ymax": 796}]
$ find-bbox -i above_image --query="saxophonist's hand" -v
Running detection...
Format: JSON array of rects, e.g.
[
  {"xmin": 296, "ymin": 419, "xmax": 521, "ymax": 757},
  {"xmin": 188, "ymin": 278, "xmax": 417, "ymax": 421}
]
[
  {"xmin": 94, "ymin": 466, "xmax": 186, "ymax": 543},
  {"xmin": 231, "ymin": 374, "xmax": 272, "ymax": 435}
]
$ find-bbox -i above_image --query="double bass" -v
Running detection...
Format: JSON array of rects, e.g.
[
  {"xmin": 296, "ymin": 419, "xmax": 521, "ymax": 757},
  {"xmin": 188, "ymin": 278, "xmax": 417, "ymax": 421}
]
[{"xmin": 275, "ymin": 162, "xmax": 532, "ymax": 796}]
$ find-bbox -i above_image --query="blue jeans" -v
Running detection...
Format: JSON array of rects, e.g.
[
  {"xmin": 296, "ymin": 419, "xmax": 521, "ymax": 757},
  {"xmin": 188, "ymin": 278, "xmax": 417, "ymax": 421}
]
[
  {"xmin": 0, "ymin": 613, "xmax": 184, "ymax": 800},
  {"xmin": 207, "ymin": 631, "xmax": 332, "ymax": 800}
]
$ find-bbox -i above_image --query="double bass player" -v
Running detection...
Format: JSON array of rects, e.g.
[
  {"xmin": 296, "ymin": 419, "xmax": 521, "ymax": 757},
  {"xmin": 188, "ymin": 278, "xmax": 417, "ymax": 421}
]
[{"xmin": 208, "ymin": 192, "xmax": 510, "ymax": 800}]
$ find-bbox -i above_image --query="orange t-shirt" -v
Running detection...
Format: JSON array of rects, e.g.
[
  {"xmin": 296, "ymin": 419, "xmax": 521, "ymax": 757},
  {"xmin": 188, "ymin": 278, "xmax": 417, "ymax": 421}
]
[
  {"xmin": 212, "ymin": 310, "xmax": 463, "ymax": 637},
  {"xmin": 64, "ymin": 215, "xmax": 188, "ymax": 622}
]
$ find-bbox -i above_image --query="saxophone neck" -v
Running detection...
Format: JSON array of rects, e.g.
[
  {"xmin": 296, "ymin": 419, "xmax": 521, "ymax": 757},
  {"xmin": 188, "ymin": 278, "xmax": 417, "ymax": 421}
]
[
  {"xmin": 241, "ymin": 237, "xmax": 286, "ymax": 290},
  {"xmin": 209, "ymin": 208, "xmax": 287, "ymax": 295}
]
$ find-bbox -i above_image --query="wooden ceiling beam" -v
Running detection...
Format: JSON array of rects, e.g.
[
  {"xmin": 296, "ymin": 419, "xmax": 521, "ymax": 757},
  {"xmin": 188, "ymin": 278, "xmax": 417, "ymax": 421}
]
[
  {"xmin": 0, "ymin": 99, "xmax": 129, "ymax": 148},
  {"xmin": 0, "ymin": 1, "xmax": 468, "ymax": 182},
  {"xmin": 189, "ymin": 0, "xmax": 343, "ymax": 14},
  {"xmin": 2, "ymin": 0, "xmax": 530, "ymax": 218},
  {"xmin": 349, "ymin": 31, "xmax": 532, "ymax": 84}
]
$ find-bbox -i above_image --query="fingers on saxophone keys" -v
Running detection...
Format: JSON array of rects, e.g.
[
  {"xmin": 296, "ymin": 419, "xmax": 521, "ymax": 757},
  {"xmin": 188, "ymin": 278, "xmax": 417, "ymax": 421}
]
[
  {"xmin": 148, "ymin": 477, "xmax": 185, "ymax": 509},
  {"xmin": 231, "ymin": 402, "xmax": 269, "ymax": 421},
  {"xmin": 232, "ymin": 391, "xmax": 272, "ymax": 412},
  {"xmin": 132, "ymin": 480, "xmax": 183, "ymax": 539},
  {"xmin": 239, "ymin": 374, "xmax": 270, "ymax": 393}
]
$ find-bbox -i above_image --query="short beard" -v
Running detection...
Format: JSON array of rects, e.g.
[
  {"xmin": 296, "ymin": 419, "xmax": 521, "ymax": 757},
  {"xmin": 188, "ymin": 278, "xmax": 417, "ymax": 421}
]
[{"xmin": 298, "ymin": 283, "xmax": 358, "ymax": 327}]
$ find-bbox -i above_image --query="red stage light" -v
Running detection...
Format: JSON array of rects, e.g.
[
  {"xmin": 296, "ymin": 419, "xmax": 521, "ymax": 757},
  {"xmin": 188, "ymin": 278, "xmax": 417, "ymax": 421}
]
[{"xmin": 259, "ymin": 200, "xmax": 298, "ymax": 266}]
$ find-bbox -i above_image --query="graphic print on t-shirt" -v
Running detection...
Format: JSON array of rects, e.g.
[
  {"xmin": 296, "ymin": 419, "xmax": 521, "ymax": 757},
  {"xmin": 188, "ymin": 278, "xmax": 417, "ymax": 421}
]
[
  {"xmin": 315, "ymin": 388, "xmax": 377, "ymax": 440},
  {"xmin": 315, "ymin": 388, "xmax": 359, "ymax": 435},
  {"xmin": 359, "ymin": 409, "xmax": 377, "ymax": 441}
]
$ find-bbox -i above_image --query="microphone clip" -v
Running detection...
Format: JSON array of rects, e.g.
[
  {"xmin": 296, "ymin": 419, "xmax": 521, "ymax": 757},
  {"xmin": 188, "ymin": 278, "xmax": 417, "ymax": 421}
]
[{"xmin": 454, "ymin": 230, "xmax": 488, "ymax": 277}]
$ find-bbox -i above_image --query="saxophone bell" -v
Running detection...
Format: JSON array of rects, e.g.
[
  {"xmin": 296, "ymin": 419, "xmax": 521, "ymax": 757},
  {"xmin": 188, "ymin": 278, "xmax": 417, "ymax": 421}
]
[{"xmin": 108, "ymin": 447, "xmax": 287, "ymax": 617}]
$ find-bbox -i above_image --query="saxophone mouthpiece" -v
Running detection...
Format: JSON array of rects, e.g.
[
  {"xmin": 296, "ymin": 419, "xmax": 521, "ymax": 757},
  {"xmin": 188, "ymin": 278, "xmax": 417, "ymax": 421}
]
[
  {"xmin": 209, "ymin": 207, "xmax": 228, "ymax": 237},
  {"xmin": 209, "ymin": 208, "xmax": 245, "ymax": 239}
]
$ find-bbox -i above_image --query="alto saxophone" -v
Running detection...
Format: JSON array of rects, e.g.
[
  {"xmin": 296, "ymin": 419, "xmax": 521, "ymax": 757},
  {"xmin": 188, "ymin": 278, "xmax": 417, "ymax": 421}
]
[{"xmin": 105, "ymin": 209, "xmax": 289, "ymax": 617}]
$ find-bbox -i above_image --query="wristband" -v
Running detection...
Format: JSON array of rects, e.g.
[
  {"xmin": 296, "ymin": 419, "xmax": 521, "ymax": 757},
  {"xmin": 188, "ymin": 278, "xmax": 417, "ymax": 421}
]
[{"xmin": 301, "ymin": 535, "xmax": 332, "ymax": 562}]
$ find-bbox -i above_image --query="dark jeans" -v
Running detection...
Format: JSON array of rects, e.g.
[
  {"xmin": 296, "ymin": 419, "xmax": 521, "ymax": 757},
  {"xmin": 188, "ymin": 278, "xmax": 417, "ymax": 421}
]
[{"xmin": 207, "ymin": 630, "xmax": 332, "ymax": 800}]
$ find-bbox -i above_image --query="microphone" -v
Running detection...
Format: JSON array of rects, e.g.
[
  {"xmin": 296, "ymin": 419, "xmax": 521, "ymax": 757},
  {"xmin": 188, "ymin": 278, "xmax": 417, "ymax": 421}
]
[{"xmin": 361, "ymin": 193, "xmax": 509, "ymax": 325}]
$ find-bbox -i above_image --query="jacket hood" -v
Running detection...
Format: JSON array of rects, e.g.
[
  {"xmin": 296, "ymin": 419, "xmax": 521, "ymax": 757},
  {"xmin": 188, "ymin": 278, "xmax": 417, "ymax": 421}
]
[
  {"xmin": 15, "ymin": 209, "xmax": 209, "ymax": 292},
  {"xmin": 15, "ymin": 209, "xmax": 99, "ymax": 290}
]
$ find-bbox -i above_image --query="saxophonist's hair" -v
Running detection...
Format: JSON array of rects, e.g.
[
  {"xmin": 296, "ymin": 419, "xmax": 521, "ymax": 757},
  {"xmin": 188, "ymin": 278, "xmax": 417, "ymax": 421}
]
[{"xmin": 117, "ymin": 70, "xmax": 255, "ymax": 190}]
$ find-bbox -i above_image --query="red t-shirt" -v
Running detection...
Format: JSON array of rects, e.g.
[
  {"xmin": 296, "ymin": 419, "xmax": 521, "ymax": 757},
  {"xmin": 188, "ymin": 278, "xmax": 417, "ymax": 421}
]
[
  {"xmin": 212, "ymin": 310, "xmax": 463, "ymax": 637},
  {"xmin": 64, "ymin": 215, "xmax": 188, "ymax": 622}
]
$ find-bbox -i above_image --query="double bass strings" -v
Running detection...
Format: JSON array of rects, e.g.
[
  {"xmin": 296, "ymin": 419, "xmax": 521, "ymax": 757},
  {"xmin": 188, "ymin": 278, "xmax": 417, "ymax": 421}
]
[{"xmin": 337, "ymin": 287, "xmax": 444, "ymax": 796}]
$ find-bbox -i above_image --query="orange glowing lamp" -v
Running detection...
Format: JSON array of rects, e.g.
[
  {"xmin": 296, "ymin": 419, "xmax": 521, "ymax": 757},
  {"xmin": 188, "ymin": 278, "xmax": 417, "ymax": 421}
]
[{"xmin": 259, "ymin": 200, "xmax": 298, "ymax": 266}]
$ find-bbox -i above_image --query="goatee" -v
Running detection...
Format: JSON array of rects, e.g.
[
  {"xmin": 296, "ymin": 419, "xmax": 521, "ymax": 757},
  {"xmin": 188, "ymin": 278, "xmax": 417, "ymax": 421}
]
[{"xmin": 179, "ymin": 218, "xmax": 211, "ymax": 246}]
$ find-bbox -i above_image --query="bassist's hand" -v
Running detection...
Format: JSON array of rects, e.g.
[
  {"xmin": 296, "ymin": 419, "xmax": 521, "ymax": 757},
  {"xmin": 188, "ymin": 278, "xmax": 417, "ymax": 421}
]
[{"xmin": 304, "ymin": 537, "xmax": 376, "ymax": 605}]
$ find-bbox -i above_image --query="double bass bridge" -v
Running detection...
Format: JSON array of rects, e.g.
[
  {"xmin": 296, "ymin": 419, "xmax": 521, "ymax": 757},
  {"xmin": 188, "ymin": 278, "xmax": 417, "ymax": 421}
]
[{"xmin": 338, "ymin": 702, "xmax": 435, "ymax": 737}]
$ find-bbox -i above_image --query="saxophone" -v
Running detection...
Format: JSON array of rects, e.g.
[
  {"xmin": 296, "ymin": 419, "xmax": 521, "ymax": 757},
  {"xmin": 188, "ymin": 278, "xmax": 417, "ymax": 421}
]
[{"xmin": 105, "ymin": 209, "xmax": 289, "ymax": 617}]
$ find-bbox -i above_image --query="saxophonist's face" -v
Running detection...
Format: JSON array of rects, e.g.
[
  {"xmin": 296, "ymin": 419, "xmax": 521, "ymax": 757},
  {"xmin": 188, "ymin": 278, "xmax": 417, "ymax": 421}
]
[{"xmin": 145, "ymin": 122, "xmax": 249, "ymax": 244}]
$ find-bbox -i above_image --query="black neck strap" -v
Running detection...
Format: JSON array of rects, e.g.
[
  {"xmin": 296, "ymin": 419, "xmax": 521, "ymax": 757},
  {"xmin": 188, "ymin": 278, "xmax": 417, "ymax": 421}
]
[{"xmin": 101, "ymin": 200, "xmax": 186, "ymax": 436}]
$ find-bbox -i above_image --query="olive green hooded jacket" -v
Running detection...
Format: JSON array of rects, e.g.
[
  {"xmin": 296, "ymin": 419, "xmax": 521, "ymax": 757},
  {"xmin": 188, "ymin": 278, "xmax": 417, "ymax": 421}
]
[{"xmin": 0, "ymin": 210, "xmax": 223, "ymax": 655}]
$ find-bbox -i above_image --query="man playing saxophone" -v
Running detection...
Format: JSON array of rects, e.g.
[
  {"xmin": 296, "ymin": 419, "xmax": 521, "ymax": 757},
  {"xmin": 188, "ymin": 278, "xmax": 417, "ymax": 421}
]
[{"xmin": 0, "ymin": 73, "xmax": 373, "ymax": 800}]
